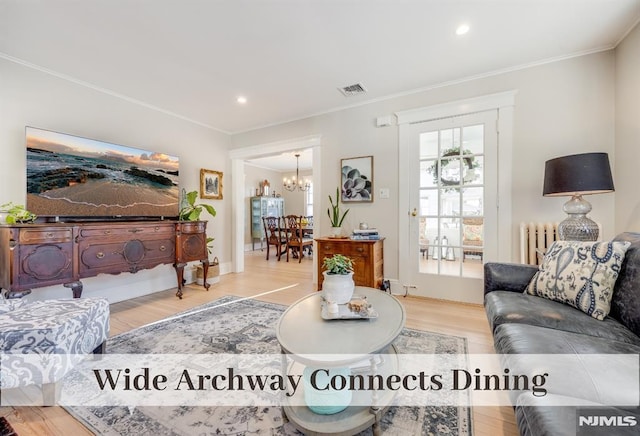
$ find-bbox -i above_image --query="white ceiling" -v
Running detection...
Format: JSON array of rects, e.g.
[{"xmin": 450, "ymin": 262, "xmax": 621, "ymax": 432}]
[{"xmin": 2, "ymin": 0, "xmax": 639, "ymax": 170}]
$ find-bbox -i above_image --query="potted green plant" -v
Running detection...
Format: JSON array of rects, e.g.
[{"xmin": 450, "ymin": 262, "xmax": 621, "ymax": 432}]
[
  {"xmin": 327, "ymin": 187, "xmax": 349, "ymax": 237},
  {"xmin": 179, "ymin": 190, "xmax": 219, "ymax": 284},
  {"xmin": 322, "ymin": 254, "xmax": 355, "ymax": 304},
  {"xmin": 0, "ymin": 202, "xmax": 37, "ymax": 224},
  {"xmin": 178, "ymin": 190, "xmax": 217, "ymax": 221}
]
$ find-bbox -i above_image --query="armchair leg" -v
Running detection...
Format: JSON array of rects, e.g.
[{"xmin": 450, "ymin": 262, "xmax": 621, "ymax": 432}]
[{"xmin": 93, "ymin": 341, "xmax": 106, "ymax": 354}]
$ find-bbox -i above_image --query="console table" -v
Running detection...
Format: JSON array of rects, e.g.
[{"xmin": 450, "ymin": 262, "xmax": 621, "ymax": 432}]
[
  {"xmin": 315, "ymin": 237, "xmax": 384, "ymax": 290},
  {"xmin": 0, "ymin": 220, "xmax": 210, "ymax": 299}
]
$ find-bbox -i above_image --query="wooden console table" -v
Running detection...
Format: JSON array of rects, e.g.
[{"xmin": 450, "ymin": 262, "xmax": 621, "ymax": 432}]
[
  {"xmin": 0, "ymin": 220, "xmax": 210, "ymax": 299},
  {"xmin": 315, "ymin": 237, "xmax": 384, "ymax": 290}
]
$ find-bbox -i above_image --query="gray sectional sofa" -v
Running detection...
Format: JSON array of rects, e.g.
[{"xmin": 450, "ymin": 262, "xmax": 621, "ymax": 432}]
[{"xmin": 484, "ymin": 232, "xmax": 640, "ymax": 436}]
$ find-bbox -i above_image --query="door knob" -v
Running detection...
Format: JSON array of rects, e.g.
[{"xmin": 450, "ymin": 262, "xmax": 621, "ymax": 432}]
[{"xmin": 410, "ymin": 208, "xmax": 417, "ymax": 217}]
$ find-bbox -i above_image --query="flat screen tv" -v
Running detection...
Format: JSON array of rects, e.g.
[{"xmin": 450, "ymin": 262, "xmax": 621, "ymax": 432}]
[{"xmin": 26, "ymin": 126, "xmax": 180, "ymax": 220}]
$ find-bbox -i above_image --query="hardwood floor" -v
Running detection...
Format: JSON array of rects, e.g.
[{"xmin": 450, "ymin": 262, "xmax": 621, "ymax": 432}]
[{"xmin": 0, "ymin": 250, "xmax": 518, "ymax": 436}]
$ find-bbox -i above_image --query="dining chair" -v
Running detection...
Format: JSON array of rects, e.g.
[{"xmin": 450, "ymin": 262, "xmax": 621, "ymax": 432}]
[
  {"xmin": 283, "ymin": 215, "xmax": 314, "ymax": 263},
  {"xmin": 262, "ymin": 216, "xmax": 287, "ymax": 261}
]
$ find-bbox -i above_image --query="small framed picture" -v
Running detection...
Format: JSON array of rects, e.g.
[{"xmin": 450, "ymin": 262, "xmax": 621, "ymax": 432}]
[
  {"xmin": 341, "ymin": 155, "xmax": 373, "ymax": 203},
  {"xmin": 200, "ymin": 169, "xmax": 223, "ymax": 200}
]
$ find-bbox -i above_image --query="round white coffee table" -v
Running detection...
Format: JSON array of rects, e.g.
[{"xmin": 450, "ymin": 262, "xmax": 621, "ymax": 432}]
[{"xmin": 276, "ymin": 286, "xmax": 406, "ymax": 435}]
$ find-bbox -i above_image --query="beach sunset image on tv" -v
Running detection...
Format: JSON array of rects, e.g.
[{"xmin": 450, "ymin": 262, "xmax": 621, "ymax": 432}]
[{"xmin": 26, "ymin": 127, "xmax": 180, "ymax": 218}]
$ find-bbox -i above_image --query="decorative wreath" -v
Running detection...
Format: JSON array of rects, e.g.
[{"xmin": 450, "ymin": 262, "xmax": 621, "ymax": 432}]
[{"xmin": 428, "ymin": 147, "xmax": 478, "ymax": 188}]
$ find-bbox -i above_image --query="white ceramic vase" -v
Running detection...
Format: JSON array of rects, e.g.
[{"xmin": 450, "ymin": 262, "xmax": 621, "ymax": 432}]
[{"xmin": 322, "ymin": 271, "xmax": 355, "ymax": 304}]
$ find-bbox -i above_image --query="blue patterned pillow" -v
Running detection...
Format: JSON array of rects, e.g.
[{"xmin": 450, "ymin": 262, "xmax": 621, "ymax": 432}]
[{"xmin": 526, "ymin": 240, "xmax": 631, "ymax": 320}]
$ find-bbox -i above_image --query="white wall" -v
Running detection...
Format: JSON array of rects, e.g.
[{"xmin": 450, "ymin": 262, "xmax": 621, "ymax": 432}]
[
  {"xmin": 232, "ymin": 51, "xmax": 617, "ymax": 281},
  {"xmin": 615, "ymin": 23, "xmax": 640, "ymax": 233},
  {"xmin": 0, "ymin": 58, "xmax": 231, "ymax": 303}
]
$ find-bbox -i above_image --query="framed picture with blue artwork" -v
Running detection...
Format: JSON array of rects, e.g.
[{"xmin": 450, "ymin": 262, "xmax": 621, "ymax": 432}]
[
  {"xmin": 341, "ymin": 155, "xmax": 373, "ymax": 203},
  {"xmin": 200, "ymin": 168, "xmax": 223, "ymax": 199}
]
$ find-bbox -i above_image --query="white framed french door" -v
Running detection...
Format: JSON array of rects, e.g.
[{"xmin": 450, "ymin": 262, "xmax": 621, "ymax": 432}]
[
  {"xmin": 405, "ymin": 111, "xmax": 498, "ymax": 302},
  {"xmin": 397, "ymin": 91, "xmax": 515, "ymax": 304}
]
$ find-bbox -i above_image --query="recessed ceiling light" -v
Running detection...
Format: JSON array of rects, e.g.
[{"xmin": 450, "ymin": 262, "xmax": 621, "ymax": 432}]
[
  {"xmin": 236, "ymin": 96, "xmax": 247, "ymax": 104},
  {"xmin": 456, "ymin": 24, "xmax": 470, "ymax": 36}
]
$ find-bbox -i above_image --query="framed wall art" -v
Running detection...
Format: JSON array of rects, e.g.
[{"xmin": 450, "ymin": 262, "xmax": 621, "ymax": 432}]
[
  {"xmin": 341, "ymin": 155, "xmax": 373, "ymax": 203},
  {"xmin": 200, "ymin": 168, "xmax": 223, "ymax": 200}
]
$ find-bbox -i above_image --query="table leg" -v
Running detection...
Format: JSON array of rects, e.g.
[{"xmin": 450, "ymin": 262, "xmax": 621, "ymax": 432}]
[
  {"xmin": 280, "ymin": 349, "xmax": 290, "ymax": 423},
  {"xmin": 369, "ymin": 355, "xmax": 382, "ymax": 435}
]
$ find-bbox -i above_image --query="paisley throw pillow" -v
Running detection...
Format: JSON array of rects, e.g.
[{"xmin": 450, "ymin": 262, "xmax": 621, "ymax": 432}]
[{"xmin": 526, "ymin": 240, "xmax": 631, "ymax": 320}]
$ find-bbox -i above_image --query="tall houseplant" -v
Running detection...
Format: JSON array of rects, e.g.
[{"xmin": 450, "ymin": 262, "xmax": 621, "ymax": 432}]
[
  {"xmin": 322, "ymin": 254, "xmax": 355, "ymax": 304},
  {"xmin": 179, "ymin": 190, "xmax": 217, "ymax": 221},
  {"xmin": 327, "ymin": 187, "xmax": 349, "ymax": 237},
  {"xmin": 179, "ymin": 190, "xmax": 218, "ymax": 284}
]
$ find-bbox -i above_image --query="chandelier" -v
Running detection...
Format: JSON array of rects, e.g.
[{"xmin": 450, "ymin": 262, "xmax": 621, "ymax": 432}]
[{"xmin": 283, "ymin": 153, "xmax": 311, "ymax": 192}]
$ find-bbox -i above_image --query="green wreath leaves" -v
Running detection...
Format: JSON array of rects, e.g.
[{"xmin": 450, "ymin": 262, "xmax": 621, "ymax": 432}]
[{"xmin": 428, "ymin": 147, "xmax": 479, "ymax": 190}]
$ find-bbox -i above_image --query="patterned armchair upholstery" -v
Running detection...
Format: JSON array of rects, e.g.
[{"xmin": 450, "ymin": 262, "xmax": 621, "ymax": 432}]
[
  {"xmin": 462, "ymin": 217, "xmax": 484, "ymax": 261},
  {"xmin": 0, "ymin": 297, "xmax": 110, "ymax": 405}
]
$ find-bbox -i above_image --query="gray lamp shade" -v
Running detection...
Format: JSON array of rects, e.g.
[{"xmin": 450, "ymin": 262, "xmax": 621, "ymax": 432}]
[{"xmin": 543, "ymin": 152, "xmax": 614, "ymax": 197}]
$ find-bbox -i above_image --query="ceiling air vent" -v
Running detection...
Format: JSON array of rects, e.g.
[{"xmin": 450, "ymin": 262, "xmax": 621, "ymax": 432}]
[{"xmin": 338, "ymin": 82, "xmax": 367, "ymax": 97}]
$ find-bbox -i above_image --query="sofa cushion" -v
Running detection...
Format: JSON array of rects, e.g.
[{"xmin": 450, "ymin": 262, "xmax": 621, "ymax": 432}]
[
  {"xmin": 610, "ymin": 232, "xmax": 640, "ymax": 338},
  {"xmin": 526, "ymin": 240, "xmax": 630, "ymax": 320},
  {"xmin": 516, "ymin": 394, "xmax": 640, "ymax": 436},
  {"xmin": 494, "ymin": 324, "xmax": 640, "ymax": 406},
  {"xmin": 494, "ymin": 323, "xmax": 640, "ymax": 355},
  {"xmin": 485, "ymin": 291, "xmax": 640, "ymax": 346}
]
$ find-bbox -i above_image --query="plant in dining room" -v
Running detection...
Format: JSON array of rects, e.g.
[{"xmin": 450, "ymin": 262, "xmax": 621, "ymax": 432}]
[
  {"xmin": 327, "ymin": 187, "xmax": 349, "ymax": 237},
  {"xmin": 322, "ymin": 254, "xmax": 355, "ymax": 304}
]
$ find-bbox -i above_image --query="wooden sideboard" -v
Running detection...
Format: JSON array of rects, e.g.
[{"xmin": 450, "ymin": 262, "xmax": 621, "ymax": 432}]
[
  {"xmin": 315, "ymin": 237, "xmax": 384, "ymax": 290},
  {"xmin": 0, "ymin": 220, "xmax": 210, "ymax": 299}
]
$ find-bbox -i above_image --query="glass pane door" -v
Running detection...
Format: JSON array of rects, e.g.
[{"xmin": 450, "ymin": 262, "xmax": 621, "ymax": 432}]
[
  {"xmin": 408, "ymin": 110, "xmax": 498, "ymax": 302},
  {"xmin": 419, "ymin": 124, "xmax": 485, "ymax": 278}
]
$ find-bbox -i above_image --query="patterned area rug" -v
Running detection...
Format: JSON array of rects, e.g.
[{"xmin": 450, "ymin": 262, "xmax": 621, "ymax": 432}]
[{"xmin": 63, "ymin": 296, "xmax": 472, "ymax": 435}]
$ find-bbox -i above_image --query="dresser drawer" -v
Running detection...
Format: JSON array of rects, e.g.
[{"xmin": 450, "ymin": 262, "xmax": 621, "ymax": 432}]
[
  {"xmin": 177, "ymin": 221, "xmax": 207, "ymax": 234},
  {"xmin": 318, "ymin": 242, "xmax": 369, "ymax": 259},
  {"xmin": 79, "ymin": 237, "xmax": 175, "ymax": 275},
  {"xmin": 19, "ymin": 227, "xmax": 73, "ymax": 244},
  {"xmin": 78, "ymin": 223, "xmax": 174, "ymax": 239}
]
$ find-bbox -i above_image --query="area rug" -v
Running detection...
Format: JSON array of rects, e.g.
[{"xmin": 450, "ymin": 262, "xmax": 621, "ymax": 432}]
[{"xmin": 63, "ymin": 296, "xmax": 472, "ymax": 435}]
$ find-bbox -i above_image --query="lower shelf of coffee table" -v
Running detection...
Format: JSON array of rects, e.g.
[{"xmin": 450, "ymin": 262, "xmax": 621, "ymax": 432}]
[{"xmin": 281, "ymin": 345, "xmax": 399, "ymax": 436}]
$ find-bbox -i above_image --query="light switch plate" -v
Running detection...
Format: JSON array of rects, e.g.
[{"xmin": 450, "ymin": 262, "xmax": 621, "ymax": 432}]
[{"xmin": 379, "ymin": 188, "xmax": 390, "ymax": 199}]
